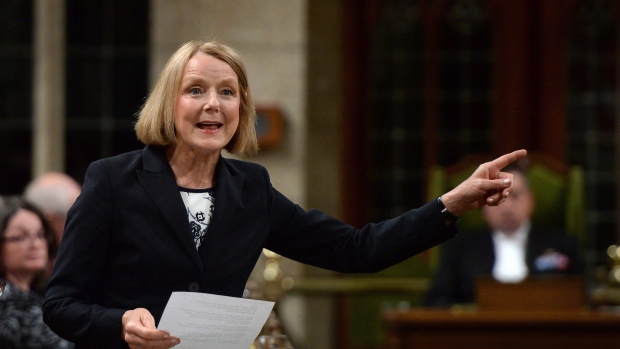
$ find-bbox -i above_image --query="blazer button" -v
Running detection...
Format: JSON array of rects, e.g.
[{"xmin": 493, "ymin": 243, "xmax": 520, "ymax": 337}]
[{"xmin": 188, "ymin": 282, "xmax": 200, "ymax": 292}]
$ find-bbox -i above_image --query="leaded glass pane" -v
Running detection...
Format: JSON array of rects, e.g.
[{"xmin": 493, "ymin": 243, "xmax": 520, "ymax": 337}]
[
  {"xmin": 369, "ymin": 0, "xmax": 426, "ymax": 221},
  {"xmin": 65, "ymin": 0, "xmax": 148, "ymax": 183},
  {"xmin": 0, "ymin": 0, "xmax": 33, "ymax": 194},
  {"xmin": 567, "ymin": 0, "xmax": 618, "ymax": 263},
  {"xmin": 438, "ymin": 0, "xmax": 492, "ymax": 166}
]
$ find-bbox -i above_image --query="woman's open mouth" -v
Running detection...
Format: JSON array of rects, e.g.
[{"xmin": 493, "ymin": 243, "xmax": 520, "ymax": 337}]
[{"xmin": 196, "ymin": 121, "xmax": 222, "ymax": 130}]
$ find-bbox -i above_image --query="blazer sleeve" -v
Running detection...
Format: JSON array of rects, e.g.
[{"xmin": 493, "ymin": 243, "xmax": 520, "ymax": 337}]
[
  {"xmin": 263, "ymin": 173, "xmax": 459, "ymax": 273},
  {"xmin": 43, "ymin": 160, "xmax": 127, "ymax": 347}
]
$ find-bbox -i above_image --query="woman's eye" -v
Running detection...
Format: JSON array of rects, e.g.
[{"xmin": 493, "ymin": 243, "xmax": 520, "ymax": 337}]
[
  {"xmin": 189, "ymin": 87, "xmax": 202, "ymax": 95},
  {"xmin": 221, "ymin": 89, "xmax": 234, "ymax": 96}
]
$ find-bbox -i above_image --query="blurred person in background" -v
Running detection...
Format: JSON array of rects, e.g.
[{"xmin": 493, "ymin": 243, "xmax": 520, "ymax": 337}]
[
  {"xmin": 423, "ymin": 165, "xmax": 583, "ymax": 307},
  {"xmin": 0, "ymin": 196, "xmax": 71, "ymax": 348},
  {"xmin": 24, "ymin": 172, "xmax": 82, "ymax": 249}
]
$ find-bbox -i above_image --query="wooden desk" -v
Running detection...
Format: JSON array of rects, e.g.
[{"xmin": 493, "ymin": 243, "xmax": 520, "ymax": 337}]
[{"xmin": 382, "ymin": 308, "xmax": 620, "ymax": 349}]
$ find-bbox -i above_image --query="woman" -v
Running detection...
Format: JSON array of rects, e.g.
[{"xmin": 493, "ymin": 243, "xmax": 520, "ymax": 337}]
[
  {"xmin": 43, "ymin": 40, "xmax": 526, "ymax": 348},
  {"xmin": 0, "ymin": 196, "xmax": 71, "ymax": 348}
]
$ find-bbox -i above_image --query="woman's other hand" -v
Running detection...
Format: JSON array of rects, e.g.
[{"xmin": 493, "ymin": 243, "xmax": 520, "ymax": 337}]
[
  {"xmin": 441, "ymin": 149, "xmax": 527, "ymax": 217},
  {"xmin": 122, "ymin": 308, "xmax": 180, "ymax": 349}
]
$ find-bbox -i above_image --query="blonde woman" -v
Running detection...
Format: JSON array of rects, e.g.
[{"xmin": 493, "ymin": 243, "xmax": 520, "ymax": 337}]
[{"xmin": 43, "ymin": 40, "xmax": 526, "ymax": 349}]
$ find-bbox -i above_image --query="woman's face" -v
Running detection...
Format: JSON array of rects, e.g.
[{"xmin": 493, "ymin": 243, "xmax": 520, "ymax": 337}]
[
  {"xmin": 174, "ymin": 52, "xmax": 241, "ymax": 155},
  {"xmin": 1, "ymin": 209, "xmax": 49, "ymax": 277}
]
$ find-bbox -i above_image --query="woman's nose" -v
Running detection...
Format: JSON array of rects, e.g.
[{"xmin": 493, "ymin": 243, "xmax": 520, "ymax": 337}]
[
  {"xmin": 31, "ymin": 234, "xmax": 48, "ymax": 247},
  {"xmin": 203, "ymin": 90, "xmax": 220, "ymax": 112}
]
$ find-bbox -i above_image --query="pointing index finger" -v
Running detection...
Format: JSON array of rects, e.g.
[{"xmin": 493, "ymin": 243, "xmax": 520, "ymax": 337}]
[{"xmin": 488, "ymin": 149, "xmax": 527, "ymax": 172}]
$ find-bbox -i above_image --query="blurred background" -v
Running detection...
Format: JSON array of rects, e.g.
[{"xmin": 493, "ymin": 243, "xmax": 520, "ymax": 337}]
[{"xmin": 1, "ymin": 0, "xmax": 619, "ymax": 348}]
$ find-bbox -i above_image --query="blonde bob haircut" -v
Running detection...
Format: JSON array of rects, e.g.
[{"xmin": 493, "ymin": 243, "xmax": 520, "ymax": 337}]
[{"xmin": 135, "ymin": 40, "xmax": 258, "ymax": 155}]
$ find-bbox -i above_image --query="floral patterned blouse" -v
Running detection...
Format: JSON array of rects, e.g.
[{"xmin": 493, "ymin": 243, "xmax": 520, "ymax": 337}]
[{"xmin": 0, "ymin": 279, "xmax": 72, "ymax": 349}]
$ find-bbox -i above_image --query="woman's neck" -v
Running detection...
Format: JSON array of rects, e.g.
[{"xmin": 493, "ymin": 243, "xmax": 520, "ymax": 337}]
[
  {"xmin": 5, "ymin": 271, "xmax": 33, "ymax": 292},
  {"xmin": 166, "ymin": 145, "xmax": 219, "ymax": 189}
]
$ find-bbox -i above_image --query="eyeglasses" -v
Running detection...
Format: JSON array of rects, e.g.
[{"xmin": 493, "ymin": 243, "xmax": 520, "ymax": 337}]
[{"xmin": 2, "ymin": 231, "xmax": 48, "ymax": 245}]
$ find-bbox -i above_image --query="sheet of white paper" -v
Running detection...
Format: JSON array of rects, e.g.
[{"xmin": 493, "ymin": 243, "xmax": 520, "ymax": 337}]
[{"xmin": 157, "ymin": 292, "xmax": 275, "ymax": 349}]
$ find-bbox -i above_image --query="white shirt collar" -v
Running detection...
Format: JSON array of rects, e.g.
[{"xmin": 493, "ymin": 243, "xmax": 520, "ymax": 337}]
[{"xmin": 491, "ymin": 220, "xmax": 531, "ymax": 283}]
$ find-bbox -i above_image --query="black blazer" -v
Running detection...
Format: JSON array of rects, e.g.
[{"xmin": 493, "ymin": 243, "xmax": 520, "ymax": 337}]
[
  {"xmin": 43, "ymin": 145, "xmax": 458, "ymax": 348},
  {"xmin": 423, "ymin": 226, "xmax": 583, "ymax": 307}
]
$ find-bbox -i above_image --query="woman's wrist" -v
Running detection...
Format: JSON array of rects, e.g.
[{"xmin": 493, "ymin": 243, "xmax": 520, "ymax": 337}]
[{"xmin": 437, "ymin": 196, "xmax": 460, "ymax": 224}]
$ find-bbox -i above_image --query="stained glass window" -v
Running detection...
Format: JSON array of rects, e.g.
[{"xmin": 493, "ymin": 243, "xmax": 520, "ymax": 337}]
[
  {"xmin": 567, "ymin": 0, "xmax": 618, "ymax": 262},
  {"xmin": 0, "ymin": 0, "xmax": 33, "ymax": 194},
  {"xmin": 65, "ymin": 0, "xmax": 149, "ymax": 182}
]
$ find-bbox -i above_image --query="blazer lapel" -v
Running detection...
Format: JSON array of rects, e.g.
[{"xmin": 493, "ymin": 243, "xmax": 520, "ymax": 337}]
[
  {"xmin": 136, "ymin": 146, "xmax": 203, "ymax": 270},
  {"xmin": 203, "ymin": 158, "xmax": 244, "ymax": 254}
]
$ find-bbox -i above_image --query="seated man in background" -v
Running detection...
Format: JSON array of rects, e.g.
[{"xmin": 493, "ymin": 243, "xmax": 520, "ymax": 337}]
[
  {"xmin": 23, "ymin": 172, "xmax": 81, "ymax": 250},
  {"xmin": 423, "ymin": 165, "xmax": 583, "ymax": 308}
]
